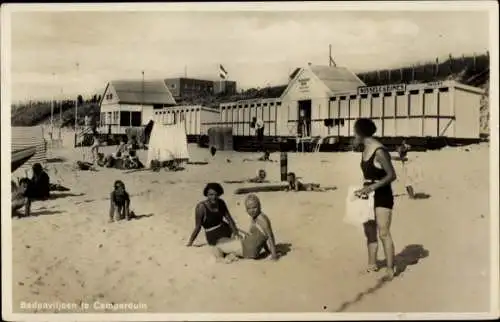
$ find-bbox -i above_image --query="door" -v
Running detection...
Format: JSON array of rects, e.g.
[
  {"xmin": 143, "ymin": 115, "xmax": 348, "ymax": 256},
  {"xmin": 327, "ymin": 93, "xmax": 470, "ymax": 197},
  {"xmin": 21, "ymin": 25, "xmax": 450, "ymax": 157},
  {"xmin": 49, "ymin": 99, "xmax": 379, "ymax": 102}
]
[{"xmin": 297, "ymin": 100, "xmax": 312, "ymax": 137}]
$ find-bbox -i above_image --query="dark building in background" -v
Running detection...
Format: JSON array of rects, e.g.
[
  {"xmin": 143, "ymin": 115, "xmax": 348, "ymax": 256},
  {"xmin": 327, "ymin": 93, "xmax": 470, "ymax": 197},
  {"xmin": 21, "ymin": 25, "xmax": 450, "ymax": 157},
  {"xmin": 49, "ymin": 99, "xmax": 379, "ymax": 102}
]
[
  {"xmin": 213, "ymin": 80, "xmax": 237, "ymax": 96},
  {"xmin": 164, "ymin": 78, "xmax": 215, "ymax": 100}
]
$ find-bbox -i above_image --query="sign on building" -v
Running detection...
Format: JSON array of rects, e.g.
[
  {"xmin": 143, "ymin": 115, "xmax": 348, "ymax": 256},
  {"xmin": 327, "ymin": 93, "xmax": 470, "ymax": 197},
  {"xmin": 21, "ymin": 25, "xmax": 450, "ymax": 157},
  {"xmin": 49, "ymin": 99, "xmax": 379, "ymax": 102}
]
[{"xmin": 357, "ymin": 84, "xmax": 406, "ymax": 95}]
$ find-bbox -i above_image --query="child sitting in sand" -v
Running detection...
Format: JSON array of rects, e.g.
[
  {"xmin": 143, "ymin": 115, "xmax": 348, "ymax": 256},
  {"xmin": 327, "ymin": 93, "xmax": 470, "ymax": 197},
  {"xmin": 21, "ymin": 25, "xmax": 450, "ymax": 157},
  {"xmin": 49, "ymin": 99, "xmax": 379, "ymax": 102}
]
[
  {"xmin": 109, "ymin": 180, "xmax": 134, "ymax": 222},
  {"xmin": 285, "ymin": 172, "xmax": 336, "ymax": 192},
  {"xmin": 212, "ymin": 194, "xmax": 279, "ymax": 263}
]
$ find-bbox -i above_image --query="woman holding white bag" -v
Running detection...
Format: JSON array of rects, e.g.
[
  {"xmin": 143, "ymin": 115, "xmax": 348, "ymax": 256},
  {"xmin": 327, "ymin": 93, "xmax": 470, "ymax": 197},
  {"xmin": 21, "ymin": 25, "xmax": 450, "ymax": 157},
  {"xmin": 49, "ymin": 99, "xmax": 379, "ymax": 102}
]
[{"xmin": 352, "ymin": 118, "xmax": 397, "ymax": 281}]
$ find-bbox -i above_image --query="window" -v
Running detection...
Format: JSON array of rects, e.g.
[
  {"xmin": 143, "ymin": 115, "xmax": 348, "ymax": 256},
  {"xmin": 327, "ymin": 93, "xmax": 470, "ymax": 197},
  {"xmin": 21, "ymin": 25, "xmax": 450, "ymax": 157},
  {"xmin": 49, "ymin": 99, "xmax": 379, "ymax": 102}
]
[
  {"xmin": 276, "ymin": 102, "xmax": 282, "ymax": 106},
  {"xmin": 349, "ymin": 95, "xmax": 357, "ymax": 99},
  {"xmin": 131, "ymin": 112, "xmax": 142, "ymax": 126},
  {"xmin": 171, "ymin": 84, "xmax": 176, "ymax": 89},
  {"xmin": 120, "ymin": 111, "xmax": 131, "ymax": 126}
]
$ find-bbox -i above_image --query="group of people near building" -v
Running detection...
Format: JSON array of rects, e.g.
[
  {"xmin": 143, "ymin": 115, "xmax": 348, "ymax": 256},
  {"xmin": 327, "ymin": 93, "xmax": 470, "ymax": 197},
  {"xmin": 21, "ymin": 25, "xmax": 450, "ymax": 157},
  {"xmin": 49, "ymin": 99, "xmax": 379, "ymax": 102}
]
[{"xmin": 92, "ymin": 135, "xmax": 144, "ymax": 170}]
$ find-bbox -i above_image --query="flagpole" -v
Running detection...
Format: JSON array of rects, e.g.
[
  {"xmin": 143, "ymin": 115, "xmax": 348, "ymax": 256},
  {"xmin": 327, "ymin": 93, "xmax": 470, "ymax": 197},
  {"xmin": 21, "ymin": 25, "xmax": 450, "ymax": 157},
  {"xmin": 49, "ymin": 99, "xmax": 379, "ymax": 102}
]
[
  {"xmin": 51, "ymin": 72, "xmax": 55, "ymax": 141},
  {"xmin": 74, "ymin": 62, "xmax": 79, "ymax": 147}
]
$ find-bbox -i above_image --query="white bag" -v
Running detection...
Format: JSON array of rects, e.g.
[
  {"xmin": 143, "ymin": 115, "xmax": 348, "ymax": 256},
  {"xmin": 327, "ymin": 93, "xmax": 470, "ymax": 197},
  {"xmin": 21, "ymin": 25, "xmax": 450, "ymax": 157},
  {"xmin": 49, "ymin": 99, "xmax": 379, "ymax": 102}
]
[{"xmin": 343, "ymin": 185, "xmax": 375, "ymax": 227}]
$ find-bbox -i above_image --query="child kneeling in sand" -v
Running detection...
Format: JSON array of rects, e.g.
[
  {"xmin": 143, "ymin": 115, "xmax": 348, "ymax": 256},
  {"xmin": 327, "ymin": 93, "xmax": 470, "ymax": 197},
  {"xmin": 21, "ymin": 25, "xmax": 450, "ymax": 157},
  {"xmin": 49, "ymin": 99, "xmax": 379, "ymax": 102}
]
[
  {"xmin": 109, "ymin": 180, "xmax": 135, "ymax": 222},
  {"xmin": 12, "ymin": 178, "xmax": 32, "ymax": 217},
  {"xmin": 212, "ymin": 194, "xmax": 279, "ymax": 263}
]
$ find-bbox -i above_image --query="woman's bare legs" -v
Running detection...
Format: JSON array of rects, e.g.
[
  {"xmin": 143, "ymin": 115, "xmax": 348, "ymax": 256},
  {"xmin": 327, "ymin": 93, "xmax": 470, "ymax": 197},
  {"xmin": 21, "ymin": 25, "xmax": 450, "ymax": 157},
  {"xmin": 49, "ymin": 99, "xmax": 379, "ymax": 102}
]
[
  {"xmin": 363, "ymin": 220, "xmax": 378, "ymax": 272},
  {"xmin": 213, "ymin": 238, "xmax": 244, "ymax": 263},
  {"xmin": 375, "ymin": 207, "xmax": 395, "ymax": 279}
]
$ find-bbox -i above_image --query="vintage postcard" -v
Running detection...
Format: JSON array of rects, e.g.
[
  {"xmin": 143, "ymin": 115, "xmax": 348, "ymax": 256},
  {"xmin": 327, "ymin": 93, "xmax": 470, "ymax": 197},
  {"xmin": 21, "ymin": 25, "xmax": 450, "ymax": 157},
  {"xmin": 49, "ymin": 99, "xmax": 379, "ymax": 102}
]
[{"xmin": 1, "ymin": 1, "xmax": 499, "ymax": 321}]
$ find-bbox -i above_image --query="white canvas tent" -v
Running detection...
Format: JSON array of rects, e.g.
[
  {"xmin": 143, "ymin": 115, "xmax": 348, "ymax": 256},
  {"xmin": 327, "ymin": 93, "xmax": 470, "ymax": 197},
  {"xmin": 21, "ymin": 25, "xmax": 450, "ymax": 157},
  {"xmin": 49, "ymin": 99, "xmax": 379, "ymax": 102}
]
[{"xmin": 147, "ymin": 121, "xmax": 190, "ymax": 167}]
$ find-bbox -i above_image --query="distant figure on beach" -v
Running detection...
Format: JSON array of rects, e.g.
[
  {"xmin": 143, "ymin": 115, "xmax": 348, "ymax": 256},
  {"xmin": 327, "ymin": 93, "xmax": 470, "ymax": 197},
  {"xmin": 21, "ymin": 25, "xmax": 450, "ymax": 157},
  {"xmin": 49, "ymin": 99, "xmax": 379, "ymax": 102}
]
[
  {"xmin": 212, "ymin": 194, "xmax": 279, "ymax": 263},
  {"xmin": 116, "ymin": 137, "xmax": 128, "ymax": 157},
  {"xmin": 285, "ymin": 172, "xmax": 336, "ymax": 192},
  {"xmin": 224, "ymin": 169, "xmax": 268, "ymax": 184},
  {"xmin": 186, "ymin": 183, "xmax": 240, "ymax": 247},
  {"xmin": 243, "ymin": 150, "xmax": 275, "ymax": 162},
  {"xmin": 249, "ymin": 169, "xmax": 268, "ymax": 183},
  {"xmin": 396, "ymin": 140, "xmax": 410, "ymax": 163},
  {"xmin": 90, "ymin": 134, "xmax": 101, "ymax": 164},
  {"xmin": 352, "ymin": 118, "xmax": 397, "ymax": 280},
  {"xmin": 210, "ymin": 146, "xmax": 217, "ymax": 157},
  {"xmin": 109, "ymin": 180, "xmax": 132, "ymax": 222}
]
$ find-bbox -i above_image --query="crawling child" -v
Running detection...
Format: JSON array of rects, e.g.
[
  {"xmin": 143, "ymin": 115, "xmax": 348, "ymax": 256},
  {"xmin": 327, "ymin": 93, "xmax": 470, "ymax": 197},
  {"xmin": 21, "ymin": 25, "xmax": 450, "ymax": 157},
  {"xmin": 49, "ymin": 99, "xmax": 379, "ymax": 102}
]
[
  {"xmin": 286, "ymin": 172, "xmax": 336, "ymax": 192},
  {"xmin": 109, "ymin": 180, "xmax": 133, "ymax": 222}
]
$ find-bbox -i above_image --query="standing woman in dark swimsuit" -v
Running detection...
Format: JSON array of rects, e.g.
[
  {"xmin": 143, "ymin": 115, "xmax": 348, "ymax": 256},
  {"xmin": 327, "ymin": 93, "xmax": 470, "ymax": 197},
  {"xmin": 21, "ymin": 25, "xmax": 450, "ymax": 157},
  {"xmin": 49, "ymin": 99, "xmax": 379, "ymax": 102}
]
[
  {"xmin": 353, "ymin": 118, "xmax": 397, "ymax": 280},
  {"xmin": 186, "ymin": 182, "xmax": 240, "ymax": 247}
]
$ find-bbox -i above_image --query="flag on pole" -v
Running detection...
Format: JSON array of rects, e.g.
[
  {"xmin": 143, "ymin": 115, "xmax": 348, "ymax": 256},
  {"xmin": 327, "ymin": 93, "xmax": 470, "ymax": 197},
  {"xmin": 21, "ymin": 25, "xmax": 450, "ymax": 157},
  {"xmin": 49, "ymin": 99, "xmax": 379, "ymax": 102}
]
[{"xmin": 219, "ymin": 64, "xmax": 228, "ymax": 79}]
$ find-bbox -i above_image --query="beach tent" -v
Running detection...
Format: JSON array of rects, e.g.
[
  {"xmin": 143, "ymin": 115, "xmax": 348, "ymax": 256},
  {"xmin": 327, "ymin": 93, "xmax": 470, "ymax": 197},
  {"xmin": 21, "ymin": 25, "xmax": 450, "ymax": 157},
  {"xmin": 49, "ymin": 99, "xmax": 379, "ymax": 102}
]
[
  {"xmin": 11, "ymin": 126, "xmax": 47, "ymax": 172},
  {"xmin": 146, "ymin": 121, "xmax": 190, "ymax": 167}
]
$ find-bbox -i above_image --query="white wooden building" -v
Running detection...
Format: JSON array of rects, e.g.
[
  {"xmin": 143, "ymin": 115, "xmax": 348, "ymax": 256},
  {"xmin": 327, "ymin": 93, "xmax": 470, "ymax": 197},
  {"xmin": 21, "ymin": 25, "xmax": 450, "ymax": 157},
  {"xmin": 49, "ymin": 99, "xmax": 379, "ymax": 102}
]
[
  {"xmin": 203, "ymin": 65, "xmax": 484, "ymax": 143},
  {"xmin": 153, "ymin": 105, "xmax": 220, "ymax": 141},
  {"xmin": 99, "ymin": 80, "xmax": 176, "ymax": 135}
]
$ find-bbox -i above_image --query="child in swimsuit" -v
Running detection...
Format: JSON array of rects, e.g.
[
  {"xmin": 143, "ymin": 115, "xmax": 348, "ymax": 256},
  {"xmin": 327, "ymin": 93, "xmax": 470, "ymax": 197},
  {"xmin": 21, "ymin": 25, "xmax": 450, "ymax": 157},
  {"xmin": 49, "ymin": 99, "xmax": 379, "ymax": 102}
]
[
  {"xmin": 213, "ymin": 194, "xmax": 279, "ymax": 262},
  {"xmin": 109, "ymin": 180, "xmax": 132, "ymax": 222}
]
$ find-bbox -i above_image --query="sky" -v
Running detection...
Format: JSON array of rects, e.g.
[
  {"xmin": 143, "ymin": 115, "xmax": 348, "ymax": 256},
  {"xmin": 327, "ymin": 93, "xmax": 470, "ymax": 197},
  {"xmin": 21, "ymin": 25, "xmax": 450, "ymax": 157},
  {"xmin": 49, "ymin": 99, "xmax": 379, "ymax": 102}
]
[{"xmin": 7, "ymin": 8, "xmax": 491, "ymax": 102}]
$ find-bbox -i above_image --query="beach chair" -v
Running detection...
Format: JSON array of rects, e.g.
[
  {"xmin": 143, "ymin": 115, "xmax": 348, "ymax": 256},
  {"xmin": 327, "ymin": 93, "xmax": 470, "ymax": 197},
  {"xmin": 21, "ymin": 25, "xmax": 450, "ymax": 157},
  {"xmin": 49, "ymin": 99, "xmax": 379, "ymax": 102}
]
[{"xmin": 313, "ymin": 136, "xmax": 338, "ymax": 153}]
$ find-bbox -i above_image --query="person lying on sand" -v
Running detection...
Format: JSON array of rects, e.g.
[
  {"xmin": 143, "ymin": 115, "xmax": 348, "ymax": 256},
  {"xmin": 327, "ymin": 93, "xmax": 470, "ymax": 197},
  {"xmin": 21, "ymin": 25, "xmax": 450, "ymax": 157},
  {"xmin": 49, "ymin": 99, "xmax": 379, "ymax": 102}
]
[
  {"xmin": 224, "ymin": 169, "xmax": 269, "ymax": 184},
  {"xmin": 186, "ymin": 183, "xmax": 241, "ymax": 247},
  {"xmin": 285, "ymin": 172, "xmax": 336, "ymax": 192},
  {"xmin": 11, "ymin": 178, "xmax": 32, "ymax": 217},
  {"xmin": 212, "ymin": 194, "xmax": 279, "ymax": 263},
  {"xmin": 243, "ymin": 151, "xmax": 276, "ymax": 163},
  {"xmin": 109, "ymin": 180, "xmax": 134, "ymax": 222}
]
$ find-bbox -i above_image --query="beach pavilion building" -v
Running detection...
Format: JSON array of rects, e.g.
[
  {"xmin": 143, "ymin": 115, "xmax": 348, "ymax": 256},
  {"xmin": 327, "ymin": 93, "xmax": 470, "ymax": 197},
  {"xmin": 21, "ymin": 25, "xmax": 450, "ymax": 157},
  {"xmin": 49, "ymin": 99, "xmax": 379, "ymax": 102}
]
[
  {"xmin": 98, "ymin": 79, "xmax": 177, "ymax": 136},
  {"xmin": 202, "ymin": 63, "xmax": 485, "ymax": 151}
]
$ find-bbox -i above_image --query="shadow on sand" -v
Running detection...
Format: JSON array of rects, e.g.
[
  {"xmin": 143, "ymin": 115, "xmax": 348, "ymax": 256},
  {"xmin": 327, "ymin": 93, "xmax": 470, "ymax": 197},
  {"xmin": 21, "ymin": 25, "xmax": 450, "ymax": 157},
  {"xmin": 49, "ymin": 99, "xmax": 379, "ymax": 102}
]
[
  {"xmin": 48, "ymin": 192, "xmax": 85, "ymax": 200},
  {"xmin": 334, "ymin": 244, "xmax": 429, "ymax": 312},
  {"xmin": 46, "ymin": 157, "xmax": 67, "ymax": 163},
  {"xmin": 14, "ymin": 209, "xmax": 64, "ymax": 218},
  {"xmin": 412, "ymin": 192, "xmax": 431, "ymax": 200},
  {"xmin": 130, "ymin": 213, "xmax": 154, "ymax": 220},
  {"xmin": 256, "ymin": 242, "xmax": 292, "ymax": 260}
]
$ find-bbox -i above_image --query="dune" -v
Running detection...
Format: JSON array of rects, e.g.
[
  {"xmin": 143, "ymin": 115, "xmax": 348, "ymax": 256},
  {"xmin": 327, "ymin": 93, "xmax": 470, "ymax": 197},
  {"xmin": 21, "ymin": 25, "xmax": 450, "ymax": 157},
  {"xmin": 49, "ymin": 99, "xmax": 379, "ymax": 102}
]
[{"xmin": 10, "ymin": 136, "xmax": 491, "ymax": 313}]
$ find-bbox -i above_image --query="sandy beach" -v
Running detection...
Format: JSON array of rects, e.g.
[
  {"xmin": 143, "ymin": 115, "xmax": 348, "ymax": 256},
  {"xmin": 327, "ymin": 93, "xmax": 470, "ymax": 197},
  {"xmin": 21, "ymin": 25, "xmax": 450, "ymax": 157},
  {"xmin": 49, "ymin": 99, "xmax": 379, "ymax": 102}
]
[{"xmin": 9, "ymin": 139, "xmax": 491, "ymax": 314}]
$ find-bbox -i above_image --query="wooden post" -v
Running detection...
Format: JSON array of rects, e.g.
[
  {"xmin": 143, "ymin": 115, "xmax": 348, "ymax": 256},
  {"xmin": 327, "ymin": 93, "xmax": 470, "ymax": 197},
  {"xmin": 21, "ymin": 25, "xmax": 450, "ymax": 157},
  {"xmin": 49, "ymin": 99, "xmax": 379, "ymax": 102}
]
[{"xmin": 280, "ymin": 151, "xmax": 288, "ymax": 182}]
